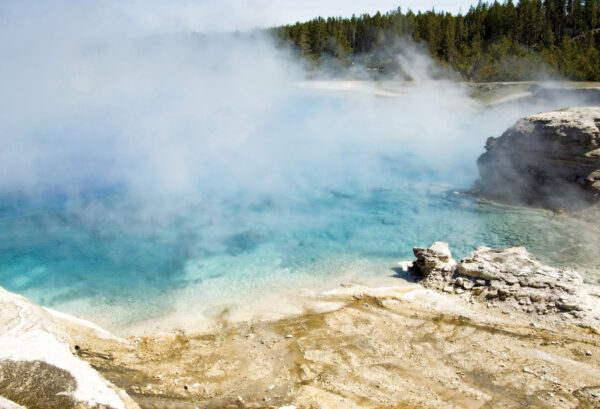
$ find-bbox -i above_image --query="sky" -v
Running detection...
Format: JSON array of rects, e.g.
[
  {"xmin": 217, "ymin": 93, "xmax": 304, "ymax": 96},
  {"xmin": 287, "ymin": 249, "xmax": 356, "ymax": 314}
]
[
  {"xmin": 130, "ymin": 0, "xmax": 483, "ymax": 31},
  {"xmin": 0, "ymin": 1, "xmax": 482, "ymax": 33},
  {"xmin": 257, "ymin": 1, "xmax": 482, "ymax": 25}
]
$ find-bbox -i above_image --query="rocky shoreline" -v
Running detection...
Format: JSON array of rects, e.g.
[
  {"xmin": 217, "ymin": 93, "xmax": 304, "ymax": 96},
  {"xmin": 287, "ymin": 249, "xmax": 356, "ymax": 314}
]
[
  {"xmin": 0, "ymin": 286, "xmax": 139, "ymax": 409},
  {"xmin": 1, "ymin": 241, "xmax": 600, "ymax": 409},
  {"xmin": 413, "ymin": 242, "xmax": 600, "ymax": 326}
]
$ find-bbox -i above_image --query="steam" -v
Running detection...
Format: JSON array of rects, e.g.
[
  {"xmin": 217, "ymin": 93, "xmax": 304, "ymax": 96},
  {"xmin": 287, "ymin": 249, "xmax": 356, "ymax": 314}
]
[
  {"xmin": 0, "ymin": 33, "xmax": 467, "ymax": 202},
  {"xmin": 1, "ymin": 1, "xmax": 598, "ymax": 330},
  {"xmin": 1, "ymin": 1, "xmax": 585, "ymax": 206}
]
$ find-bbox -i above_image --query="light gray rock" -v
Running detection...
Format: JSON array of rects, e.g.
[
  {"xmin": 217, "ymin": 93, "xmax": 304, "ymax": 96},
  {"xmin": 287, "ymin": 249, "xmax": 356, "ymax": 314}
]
[
  {"xmin": 458, "ymin": 246, "xmax": 583, "ymax": 300},
  {"xmin": 473, "ymin": 107, "xmax": 600, "ymax": 210},
  {"xmin": 0, "ymin": 286, "xmax": 139, "ymax": 409},
  {"xmin": 412, "ymin": 242, "xmax": 456, "ymax": 278},
  {"xmin": 413, "ymin": 242, "xmax": 594, "ymax": 317}
]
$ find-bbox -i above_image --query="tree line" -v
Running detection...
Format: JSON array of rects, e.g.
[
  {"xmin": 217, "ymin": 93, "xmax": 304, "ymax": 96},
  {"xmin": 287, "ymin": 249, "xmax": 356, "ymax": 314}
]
[{"xmin": 272, "ymin": 0, "xmax": 600, "ymax": 81}]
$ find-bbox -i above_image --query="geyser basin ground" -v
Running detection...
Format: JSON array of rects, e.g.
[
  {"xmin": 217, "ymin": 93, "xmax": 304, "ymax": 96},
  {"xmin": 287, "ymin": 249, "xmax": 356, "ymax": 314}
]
[{"xmin": 1, "ymin": 183, "xmax": 599, "ymax": 334}]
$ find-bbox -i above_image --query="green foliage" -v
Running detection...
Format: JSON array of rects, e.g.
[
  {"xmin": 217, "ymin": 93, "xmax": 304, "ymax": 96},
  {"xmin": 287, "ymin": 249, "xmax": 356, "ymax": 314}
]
[{"xmin": 272, "ymin": 0, "xmax": 600, "ymax": 81}]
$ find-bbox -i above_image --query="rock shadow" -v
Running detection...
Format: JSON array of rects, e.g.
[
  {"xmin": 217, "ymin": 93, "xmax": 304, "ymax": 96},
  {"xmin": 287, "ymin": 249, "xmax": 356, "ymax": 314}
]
[{"xmin": 390, "ymin": 264, "xmax": 421, "ymax": 283}]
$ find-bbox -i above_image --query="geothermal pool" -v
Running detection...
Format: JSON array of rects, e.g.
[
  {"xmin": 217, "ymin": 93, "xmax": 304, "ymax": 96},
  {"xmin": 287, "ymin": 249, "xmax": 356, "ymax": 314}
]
[
  {"xmin": 1, "ymin": 180, "xmax": 599, "ymax": 333},
  {"xmin": 1, "ymin": 83, "xmax": 599, "ymax": 333}
]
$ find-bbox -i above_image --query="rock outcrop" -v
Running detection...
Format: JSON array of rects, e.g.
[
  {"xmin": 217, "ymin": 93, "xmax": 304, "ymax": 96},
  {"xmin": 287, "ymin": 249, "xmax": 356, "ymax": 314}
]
[
  {"xmin": 0, "ymin": 286, "xmax": 139, "ymax": 409},
  {"xmin": 473, "ymin": 107, "xmax": 600, "ymax": 210},
  {"xmin": 412, "ymin": 242, "xmax": 456, "ymax": 278},
  {"xmin": 413, "ymin": 243, "xmax": 598, "ymax": 319}
]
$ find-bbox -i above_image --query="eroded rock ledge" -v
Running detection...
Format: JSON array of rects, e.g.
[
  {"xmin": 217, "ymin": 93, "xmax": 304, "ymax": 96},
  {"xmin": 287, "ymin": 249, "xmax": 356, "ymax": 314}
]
[
  {"xmin": 0, "ymin": 287, "xmax": 139, "ymax": 409},
  {"xmin": 413, "ymin": 242, "xmax": 599, "ymax": 323},
  {"xmin": 473, "ymin": 107, "xmax": 600, "ymax": 211}
]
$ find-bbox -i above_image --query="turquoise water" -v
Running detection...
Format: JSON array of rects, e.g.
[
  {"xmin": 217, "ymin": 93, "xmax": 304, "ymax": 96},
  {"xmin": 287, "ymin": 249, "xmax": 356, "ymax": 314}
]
[
  {"xmin": 1, "ymin": 183, "xmax": 598, "ymax": 331},
  {"xmin": 1, "ymin": 86, "xmax": 599, "ymax": 331}
]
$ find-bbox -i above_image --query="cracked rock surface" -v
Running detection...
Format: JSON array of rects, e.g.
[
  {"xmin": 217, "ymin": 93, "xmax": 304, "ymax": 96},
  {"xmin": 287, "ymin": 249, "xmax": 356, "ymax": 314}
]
[{"xmin": 414, "ymin": 242, "xmax": 600, "ymax": 325}]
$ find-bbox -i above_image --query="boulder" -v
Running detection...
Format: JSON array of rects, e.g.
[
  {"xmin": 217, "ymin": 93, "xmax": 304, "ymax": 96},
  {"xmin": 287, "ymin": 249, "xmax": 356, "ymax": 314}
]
[
  {"xmin": 0, "ymin": 286, "xmax": 139, "ymax": 409},
  {"xmin": 412, "ymin": 242, "xmax": 456, "ymax": 278},
  {"xmin": 412, "ymin": 242, "xmax": 593, "ymax": 317},
  {"xmin": 458, "ymin": 246, "xmax": 583, "ymax": 290},
  {"xmin": 458, "ymin": 246, "xmax": 584, "ymax": 310},
  {"xmin": 473, "ymin": 107, "xmax": 600, "ymax": 210}
]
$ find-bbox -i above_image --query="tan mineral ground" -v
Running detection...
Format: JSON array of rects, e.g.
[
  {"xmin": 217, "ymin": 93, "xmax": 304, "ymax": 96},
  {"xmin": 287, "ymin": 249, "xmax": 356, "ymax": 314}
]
[{"xmin": 62, "ymin": 283, "xmax": 600, "ymax": 409}]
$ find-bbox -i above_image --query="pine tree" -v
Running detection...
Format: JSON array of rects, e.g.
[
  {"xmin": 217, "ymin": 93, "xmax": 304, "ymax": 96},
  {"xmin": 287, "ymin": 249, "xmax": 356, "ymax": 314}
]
[
  {"xmin": 272, "ymin": 0, "xmax": 600, "ymax": 81},
  {"xmin": 584, "ymin": 0, "xmax": 599, "ymax": 30},
  {"xmin": 297, "ymin": 25, "xmax": 311, "ymax": 58}
]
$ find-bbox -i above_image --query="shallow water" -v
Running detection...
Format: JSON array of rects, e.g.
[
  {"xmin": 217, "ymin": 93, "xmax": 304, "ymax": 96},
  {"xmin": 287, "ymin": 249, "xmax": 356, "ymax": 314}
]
[
  {"xmin": 1, "ymin": 85, "xmax": 598, "ymax": 332},
  {"xmin": 1, "ymin": 183, "xmax": 598, "ymax": 332}
]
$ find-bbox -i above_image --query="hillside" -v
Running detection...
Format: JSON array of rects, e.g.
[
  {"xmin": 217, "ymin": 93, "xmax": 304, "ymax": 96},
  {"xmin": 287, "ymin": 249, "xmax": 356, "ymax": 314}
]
[{"xmin": 273, "ymin": 0, "xmax": 600, "ymax": 81}]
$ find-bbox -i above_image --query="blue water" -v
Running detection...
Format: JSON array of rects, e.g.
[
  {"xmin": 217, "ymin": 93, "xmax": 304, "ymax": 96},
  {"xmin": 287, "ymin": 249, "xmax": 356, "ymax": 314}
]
[
  {"xmin": 1, "ymin": 183, "xmax": 598, "ymax": 330},
  {"xmin": 1, "ymin": 85, "xmax": 598, "ymax": 332}
]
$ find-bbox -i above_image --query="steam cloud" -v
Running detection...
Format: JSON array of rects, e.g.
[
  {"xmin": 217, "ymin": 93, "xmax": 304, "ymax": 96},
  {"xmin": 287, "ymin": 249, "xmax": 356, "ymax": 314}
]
[
  {"xmin": 0, "ymin": 1, "xmax": 537, "ymax": 207},
  {"xmin": 1, "ymin": 1, "xmax": 594, "ymax": 263},
  {"xmin": 3, "ymin": 0, "xmax": 595, "ymax": 208},
  {"xmin": 3, "ymin": 1, "xmax": 599, "ymax": 331}
]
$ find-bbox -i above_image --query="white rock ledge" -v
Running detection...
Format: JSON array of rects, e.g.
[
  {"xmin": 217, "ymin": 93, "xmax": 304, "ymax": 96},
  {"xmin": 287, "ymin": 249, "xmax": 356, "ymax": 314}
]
[
  {"xmin": 413, "ymin": 242, "xmax": 600, "ymax": 326},
  {"xmin": 0, "ymin": 286, "xmax": 139, "ymax": 409}
]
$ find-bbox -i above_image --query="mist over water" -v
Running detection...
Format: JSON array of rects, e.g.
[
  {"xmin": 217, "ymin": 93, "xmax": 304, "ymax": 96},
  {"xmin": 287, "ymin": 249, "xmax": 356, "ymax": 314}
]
[{"xmin": 1, "ymin": 2, "xmax": 599, "ymax": 332}]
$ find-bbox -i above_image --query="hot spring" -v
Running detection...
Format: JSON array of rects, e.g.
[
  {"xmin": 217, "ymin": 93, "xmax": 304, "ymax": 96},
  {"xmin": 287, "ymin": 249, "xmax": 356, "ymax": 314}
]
[{"xmin": 0, "ymin": 30, "xmax": 599, "ymax": 333}]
